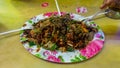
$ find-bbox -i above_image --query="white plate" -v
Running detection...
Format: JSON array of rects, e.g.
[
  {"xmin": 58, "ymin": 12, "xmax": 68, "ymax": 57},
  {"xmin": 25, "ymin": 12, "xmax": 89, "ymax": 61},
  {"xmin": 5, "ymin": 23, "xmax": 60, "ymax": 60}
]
[{"xmin": 20, "ymin": 12, "xmax": 105, "ymax": 63}]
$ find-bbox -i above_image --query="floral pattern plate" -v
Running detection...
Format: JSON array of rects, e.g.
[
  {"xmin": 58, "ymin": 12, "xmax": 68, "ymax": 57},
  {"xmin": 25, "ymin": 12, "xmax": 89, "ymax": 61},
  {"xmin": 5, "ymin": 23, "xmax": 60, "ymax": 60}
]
[{"xmin": 20, "ymin": 12, "xmax": 105, "ymax": 63}]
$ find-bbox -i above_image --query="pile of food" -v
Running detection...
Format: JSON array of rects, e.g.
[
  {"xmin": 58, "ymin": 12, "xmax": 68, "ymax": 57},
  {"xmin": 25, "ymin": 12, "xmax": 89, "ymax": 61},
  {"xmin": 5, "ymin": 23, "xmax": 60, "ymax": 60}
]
[{"xmin": 23, "ymin": 14, "xmax": 98, "ymax": 52}]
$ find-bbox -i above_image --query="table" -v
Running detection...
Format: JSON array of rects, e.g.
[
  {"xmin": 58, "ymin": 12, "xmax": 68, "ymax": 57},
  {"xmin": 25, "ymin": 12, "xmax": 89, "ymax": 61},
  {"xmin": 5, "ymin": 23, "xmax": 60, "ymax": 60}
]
[{"xmin": 0, "ymin": 0, "xmax": 120, "ymax": 68}]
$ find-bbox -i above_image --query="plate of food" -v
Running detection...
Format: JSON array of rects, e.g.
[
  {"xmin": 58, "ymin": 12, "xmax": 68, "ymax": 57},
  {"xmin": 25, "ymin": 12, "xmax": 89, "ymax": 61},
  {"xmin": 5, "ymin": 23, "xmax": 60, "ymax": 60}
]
[{"xmin": 20, "ymin": 12, "xmax": 105, "ymax": 63}]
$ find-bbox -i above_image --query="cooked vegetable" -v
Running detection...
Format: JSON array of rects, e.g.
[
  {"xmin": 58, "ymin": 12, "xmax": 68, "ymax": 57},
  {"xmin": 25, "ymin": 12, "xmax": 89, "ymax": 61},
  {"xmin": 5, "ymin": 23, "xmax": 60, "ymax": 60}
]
[{"xmin": 23, "ymin": 14, "xmax": 98, "ymax": 52}]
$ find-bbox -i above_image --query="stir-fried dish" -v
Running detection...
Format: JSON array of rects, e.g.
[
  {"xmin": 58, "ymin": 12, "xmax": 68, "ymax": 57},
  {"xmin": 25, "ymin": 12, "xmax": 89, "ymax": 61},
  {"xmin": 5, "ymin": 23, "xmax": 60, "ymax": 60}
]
[{"xmin": 23, "ymin": 14, "xmax": 98, "ymax": 52}]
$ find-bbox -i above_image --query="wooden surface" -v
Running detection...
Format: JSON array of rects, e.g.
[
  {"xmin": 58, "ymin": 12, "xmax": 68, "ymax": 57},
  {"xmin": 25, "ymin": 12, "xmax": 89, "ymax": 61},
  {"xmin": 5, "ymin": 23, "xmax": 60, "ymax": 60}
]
[{"xmin": 0, "ymin": 0, "xmax": 120, "ymax": 68}]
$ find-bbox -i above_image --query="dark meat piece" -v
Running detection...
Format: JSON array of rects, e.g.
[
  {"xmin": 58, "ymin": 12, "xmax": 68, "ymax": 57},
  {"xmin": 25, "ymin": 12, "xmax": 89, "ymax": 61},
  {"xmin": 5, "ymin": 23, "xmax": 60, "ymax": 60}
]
[
  {"xmin": 24, "ymin": 29, "xmax": 32, "ymax": 38},
  {"xmin": 36, "ymin": 34, "xmax": 42, "ymax": 44},
  {"xmin": 88, "ymin": 32, "xmax": 95, "ymax": 41},
  {"xmin": 66, "ymin": 33, "xmax": 74, "ymax": 40}
]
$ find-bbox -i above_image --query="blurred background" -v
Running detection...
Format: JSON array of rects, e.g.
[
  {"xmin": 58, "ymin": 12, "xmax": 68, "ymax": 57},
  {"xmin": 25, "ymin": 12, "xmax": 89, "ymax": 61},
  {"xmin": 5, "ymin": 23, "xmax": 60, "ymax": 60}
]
[{"xmin": 0, "ymin": 0, "xmax": 120, "ymax": 68}]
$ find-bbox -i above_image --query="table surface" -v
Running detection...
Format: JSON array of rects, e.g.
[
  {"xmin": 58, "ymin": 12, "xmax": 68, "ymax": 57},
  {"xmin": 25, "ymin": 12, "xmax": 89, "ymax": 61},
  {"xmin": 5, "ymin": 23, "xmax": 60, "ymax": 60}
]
[{"xmin": 0, "ymin": 0, "xmax": 120, "ymax": 68}]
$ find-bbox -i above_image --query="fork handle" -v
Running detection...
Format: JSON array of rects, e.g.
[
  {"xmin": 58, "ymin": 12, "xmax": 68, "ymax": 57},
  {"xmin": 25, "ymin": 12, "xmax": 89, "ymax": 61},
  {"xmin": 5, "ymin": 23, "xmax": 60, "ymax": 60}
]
[{"xmin": 0, "ymin": 29, "xmax": 22, "ymax": 35}]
